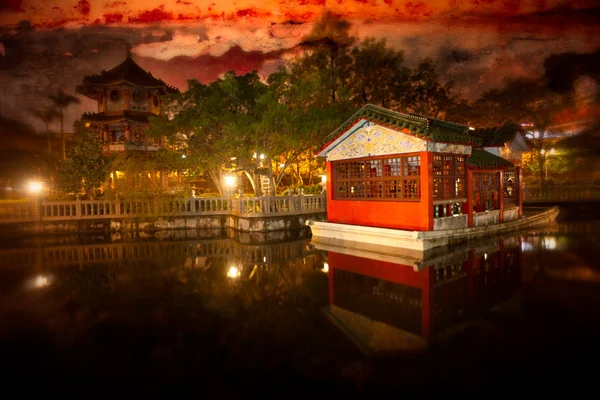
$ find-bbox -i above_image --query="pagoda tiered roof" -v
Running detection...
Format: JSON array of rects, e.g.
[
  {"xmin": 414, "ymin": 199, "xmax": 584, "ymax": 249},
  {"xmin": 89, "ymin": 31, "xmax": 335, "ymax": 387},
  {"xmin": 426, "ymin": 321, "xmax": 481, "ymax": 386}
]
[
  {"xmin": 467, "ymin": 149, "xmax": 515, "ymax": 169},
  {"xmin": 469, "ymin": 122, "xmax": 521, "ymax": 147},
  {"xmin": 81, "ymin": 110, "xmax": 155, "ymax": 126},
  {"xmin": 320, "ymin": 104, "xmax": 483, "ymax": 153},
  {"xmin": 76, "ymin": 53, "xmax": 179, "ymax": 99}
]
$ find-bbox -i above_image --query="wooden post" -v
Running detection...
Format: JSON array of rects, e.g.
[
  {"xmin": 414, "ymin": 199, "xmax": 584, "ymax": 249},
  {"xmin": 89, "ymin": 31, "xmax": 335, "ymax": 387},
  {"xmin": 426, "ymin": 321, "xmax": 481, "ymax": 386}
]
[
  {"xmin": 124, "ymin": 88, "xmax": 130, "ymax": 110},
  {"xmin": 420, "ymin": 151, "xmax": 434, "ymax": 231},
  {"xmin": 499, "ymin": 170, "xmax": 504, "ymax": 223},
  {"xmin": 517, "ymin": 166, "xmax": 523, "ymax": 219},
  {"xmin": 75, "ymin": 198, "xmax": 82, "ymax": 219},
  {"xmin": 467, "ymin": 169, "xmax": 474, "ymax": 228}
]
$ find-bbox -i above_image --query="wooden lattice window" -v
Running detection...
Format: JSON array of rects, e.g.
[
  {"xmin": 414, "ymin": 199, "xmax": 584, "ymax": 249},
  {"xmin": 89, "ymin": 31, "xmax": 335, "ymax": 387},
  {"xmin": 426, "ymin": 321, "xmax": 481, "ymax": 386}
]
[
  {"xmin": 433, "ymin": 154, "xmax": 466, "ymax": 200},
  {"xmin": 473, "ymin": 173, "xmax": 500, "ymax": 212},
  {"xmin": 333, "ymin": 154, "xmax": 421, "ymax": 201}
]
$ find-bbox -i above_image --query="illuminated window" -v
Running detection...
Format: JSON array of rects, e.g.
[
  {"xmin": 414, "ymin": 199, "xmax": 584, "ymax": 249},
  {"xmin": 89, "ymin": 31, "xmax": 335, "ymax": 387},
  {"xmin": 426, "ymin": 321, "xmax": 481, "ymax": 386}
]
[
  {"xmin": 333, "ymin": 154, "xmax": 420, "ymax": 201},
  {"xmin": 433, "ymin": 154, "xmax": 466, "ymax": 200}
]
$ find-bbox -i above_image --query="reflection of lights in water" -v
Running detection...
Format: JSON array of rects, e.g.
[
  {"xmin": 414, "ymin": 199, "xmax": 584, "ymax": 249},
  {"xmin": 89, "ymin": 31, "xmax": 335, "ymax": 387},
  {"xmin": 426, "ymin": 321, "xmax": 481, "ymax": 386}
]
[
  {"xmin": 263, "ymin": 256, "xmax": 266, "ymax": 262},
  {"xmin": 31, "ymin": 274, "xmax": 51, "ymax": 289},
  {"xmin": 521, "ymin": 241, "xmax": 533, "ymax": 252},
  {"xmin": 322, "ymin": 262, "xmax": 329, "ymax": 273},
  {"xmin": 543, "ymin": 237, "xmax": 557, "ymax": 250},
  {"xmin": 227, "ymin": 266, "xmax": 241, "ymax": 279},
  {"xmin": 484, "ymin": 253, "xmax": 488, "ymax": 260}
]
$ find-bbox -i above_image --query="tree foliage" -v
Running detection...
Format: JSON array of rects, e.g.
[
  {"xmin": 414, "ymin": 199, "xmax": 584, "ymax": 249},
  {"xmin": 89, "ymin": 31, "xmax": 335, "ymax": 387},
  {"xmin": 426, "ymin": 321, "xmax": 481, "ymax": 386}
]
[
  {"xmin": 59, "ymin": 121, "xmax": 109, "ymax": 198},
  {"xmin": 148, "ymin": 72, "xmax": 268, "ymax": 195},
  {"xmin": 466, "ymin": 77, "xmax": 566, "ymax": 185}
]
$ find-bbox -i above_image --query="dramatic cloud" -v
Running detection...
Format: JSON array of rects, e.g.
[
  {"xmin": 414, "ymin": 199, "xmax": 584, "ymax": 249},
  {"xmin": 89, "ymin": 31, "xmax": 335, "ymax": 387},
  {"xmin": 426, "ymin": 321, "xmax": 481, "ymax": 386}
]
[{"xmin": 1, "ymin": 1, "xmax": 599, "ymax": 133}]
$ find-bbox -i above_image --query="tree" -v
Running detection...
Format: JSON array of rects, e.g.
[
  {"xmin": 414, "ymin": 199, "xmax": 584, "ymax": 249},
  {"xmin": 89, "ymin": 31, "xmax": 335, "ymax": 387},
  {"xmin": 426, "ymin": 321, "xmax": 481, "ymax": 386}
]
[
  {"xmin": 399, "ymin": 59, "xmax": 456, "ymax": 118},
  {"xmin": 48, "ymin": 89, "xmax": 80, "ymax": 160},
  {"xmin": 148, "ymin": 72, "xmax": 268, "ymax": 195},
  {"xmin": 30, "ymin": 106, "xmax": 60, "ymax": 154},
  {"xmin": 348, "ymin": 37, "xmax": 409, "ymax": 108},
  {"xmin": 249, "ymin": 82, "xmax": 349, "ymax": 192},
  {"xmin": 472, "ymin": 77, "xmax": 566, "ymax": 186},
  {"xmin": 59, "ymin": 121, "xmax": 109, "ymax": 198},
  {"xmin": 299, "ymin": 11, "xmax": 356, "ymax": 104}
]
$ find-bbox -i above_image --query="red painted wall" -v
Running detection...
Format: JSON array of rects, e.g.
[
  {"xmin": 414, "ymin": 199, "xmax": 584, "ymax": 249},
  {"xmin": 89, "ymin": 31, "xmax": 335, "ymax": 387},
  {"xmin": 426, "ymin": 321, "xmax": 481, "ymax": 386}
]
[
  {"xmin": 328, "ymin": 251, "xmax": 432, "ymax": 337},
  {"xmin": 326, "ymin": 151, "xmax": 433, "ymax": 231}
]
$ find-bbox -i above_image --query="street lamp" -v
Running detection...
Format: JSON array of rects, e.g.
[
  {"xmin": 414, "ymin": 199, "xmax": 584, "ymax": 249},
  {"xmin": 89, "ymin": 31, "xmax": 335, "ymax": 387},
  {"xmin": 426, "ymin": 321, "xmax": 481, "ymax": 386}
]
[
  {"xmin": 541, "ymin": 148, "xmax": 556, "ymax": 180},
  {"xmin": 27, "ymin": 180, "xmax": 43, "ymax": 195},
  {"xmin": 224, "ymin": 175, "xmax": 237, "ymax": 196}
]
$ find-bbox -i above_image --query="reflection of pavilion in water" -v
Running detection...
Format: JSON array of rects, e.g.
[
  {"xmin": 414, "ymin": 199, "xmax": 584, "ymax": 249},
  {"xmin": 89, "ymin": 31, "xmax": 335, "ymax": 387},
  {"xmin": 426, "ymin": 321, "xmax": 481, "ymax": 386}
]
[{"xmin": 322, "ymin": 235, "xmax": 527, "ymax": 355}]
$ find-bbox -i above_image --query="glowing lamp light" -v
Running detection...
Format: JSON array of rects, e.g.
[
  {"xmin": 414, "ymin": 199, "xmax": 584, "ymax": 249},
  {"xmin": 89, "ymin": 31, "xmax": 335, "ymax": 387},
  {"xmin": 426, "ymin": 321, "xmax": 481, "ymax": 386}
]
[
  {"xmin": 224, "ymin": 175, "xmax": 237, "ymax": 187},
  {"xmin": 181, "ymin": 154, "xmax": 186, "ymax": 159},
  {"xmin": 27, "ymin": 180, "xmax": 43, "ymax": 194},
  {"xmin": 34, "ymin": 275, "xmax": 50, "ymax": 289},
  {"xmin": 321, "ymin": 175, "xmax": 327, "ymax": 183},
  {"xmin": 322, "ymin": 262, "xmax": 329, "ymax": 273},
  {"xmin": 227, "ymin": 266, "xmax": 241, "ymax": 279},
  {"xmin": 84, "ymin": 122, "xmax": 91, "ymax": 128},
  {"xmin": 259, "ymin": 153, "xmax": 265, "ymax": 160}
]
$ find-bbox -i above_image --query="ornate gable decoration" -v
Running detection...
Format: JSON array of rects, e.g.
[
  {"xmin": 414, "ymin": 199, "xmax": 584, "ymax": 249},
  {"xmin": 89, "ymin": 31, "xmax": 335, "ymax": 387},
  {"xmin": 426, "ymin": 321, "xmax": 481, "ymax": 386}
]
[{"xmin": 327, "ymin": 122, "xmax": 427, "ymax": 161}]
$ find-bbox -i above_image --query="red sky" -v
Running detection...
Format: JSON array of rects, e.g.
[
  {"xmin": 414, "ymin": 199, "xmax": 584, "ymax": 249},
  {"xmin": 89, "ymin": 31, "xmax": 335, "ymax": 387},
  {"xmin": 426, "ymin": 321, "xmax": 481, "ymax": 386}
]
[{"xmin": 1, "ymin": 1, "xmax": 599, "ymax": 132}]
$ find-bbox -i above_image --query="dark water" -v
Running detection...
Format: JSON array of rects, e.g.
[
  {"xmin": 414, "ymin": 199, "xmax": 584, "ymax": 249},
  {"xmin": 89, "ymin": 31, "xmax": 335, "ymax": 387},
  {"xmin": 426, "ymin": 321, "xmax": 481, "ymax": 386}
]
[{"xmin": 1, "ymin": 205, "xmax": 600, "ymax": 395}]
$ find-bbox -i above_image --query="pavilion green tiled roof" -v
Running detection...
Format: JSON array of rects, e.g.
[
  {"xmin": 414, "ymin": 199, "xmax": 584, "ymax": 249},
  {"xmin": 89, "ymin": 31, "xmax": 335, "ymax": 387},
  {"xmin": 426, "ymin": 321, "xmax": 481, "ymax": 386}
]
[
  {"xmin": 76, "ymin": 54, "xmax": 179, "ymax": 99},
  {"xmin": 81, "ymin": 111, "xmax": 153, "ymax": 126},
  {"xmin": 468, "ymin": 149, "xmax": 515, "ymax": 169},
  {"xmin": 469, "ymin": 121, "xmax": 520, "ymax": 147},
  {"xmin": 320, "ymin": 104, "xmax": 482, "ymax": 152}
]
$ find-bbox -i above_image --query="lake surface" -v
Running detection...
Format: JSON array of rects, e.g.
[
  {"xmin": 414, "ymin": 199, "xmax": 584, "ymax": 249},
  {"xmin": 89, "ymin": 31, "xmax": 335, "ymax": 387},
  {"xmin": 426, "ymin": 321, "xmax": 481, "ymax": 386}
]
[{"xmin": 1, "ymin": 205, "xmax": 600, "ymax": 395}]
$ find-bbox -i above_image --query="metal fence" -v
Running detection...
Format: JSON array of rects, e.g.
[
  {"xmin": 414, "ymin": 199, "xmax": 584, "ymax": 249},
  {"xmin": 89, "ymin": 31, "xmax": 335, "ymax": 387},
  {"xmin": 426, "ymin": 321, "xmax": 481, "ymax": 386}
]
[{"xmin": 0, "ymin": 193, "xmax": 327, "ymax": 224}]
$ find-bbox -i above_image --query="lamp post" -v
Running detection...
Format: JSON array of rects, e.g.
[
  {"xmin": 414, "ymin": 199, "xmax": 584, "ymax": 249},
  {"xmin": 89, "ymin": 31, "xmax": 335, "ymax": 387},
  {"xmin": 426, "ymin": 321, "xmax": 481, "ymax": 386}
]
[
  {"xmin": 541, "ymin": 148, "xmax": 556, "ymax": 181},
  {"xmin": 27, "ymin": 180, "xmax": 43, "ymax": 221},
  {"xmin": 224, "ymin": 175, "xmax": 237, "ymax": 197}
]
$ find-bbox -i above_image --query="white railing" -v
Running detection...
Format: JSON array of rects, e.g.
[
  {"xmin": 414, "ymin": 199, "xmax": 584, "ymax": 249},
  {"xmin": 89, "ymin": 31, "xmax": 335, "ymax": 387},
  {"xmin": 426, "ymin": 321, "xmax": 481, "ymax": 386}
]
[
  {"xmin": 523, "ymin": 185, "xmax": 600, "ymax": 203},
  {"xmin": 0, "ymin": 193, "xmax": 326, "ymax": 224},
  {"xmin": 230, "ymin": 194, "xmax": 325, "ymax": 216}
]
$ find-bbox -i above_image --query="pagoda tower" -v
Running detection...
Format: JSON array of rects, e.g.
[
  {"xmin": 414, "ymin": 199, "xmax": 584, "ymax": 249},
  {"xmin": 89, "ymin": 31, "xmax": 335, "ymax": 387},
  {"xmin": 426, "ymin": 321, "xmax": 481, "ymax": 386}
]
[
  {"xmin": 76, "ymin": 48, "xmax": 178, "ymax": 153},
  {"xmin": 76, "ymin": 48, "xmax": 179, "ymax": 190}
]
